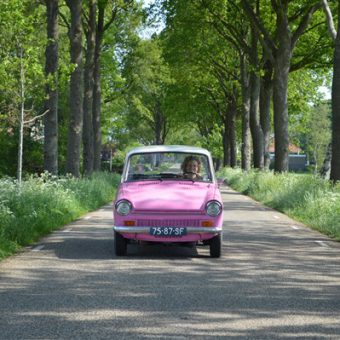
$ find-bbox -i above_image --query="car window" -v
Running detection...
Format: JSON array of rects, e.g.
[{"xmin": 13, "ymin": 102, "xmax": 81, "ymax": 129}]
[{"xmin": 125, "ymin": 152, "xmax": 212, "ymax": 182}]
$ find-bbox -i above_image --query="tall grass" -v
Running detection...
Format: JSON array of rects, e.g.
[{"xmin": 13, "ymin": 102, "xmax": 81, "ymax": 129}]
[
  {"xmin": 217, "ymin": 168, "xmax": 340, "ymax": 240},
  {"xmin": 0, "ymin": 172, "xmax": 120, "ymax": 259}
]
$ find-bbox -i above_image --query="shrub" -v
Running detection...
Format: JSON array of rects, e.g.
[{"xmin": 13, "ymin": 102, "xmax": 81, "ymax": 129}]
[
  {"xmin": 218, "ymin": 167, "xmax": 340, "ymax": 240},
  {"xmin": 0, "ymin": 172, "xmax": 120, "ymax": 259}
]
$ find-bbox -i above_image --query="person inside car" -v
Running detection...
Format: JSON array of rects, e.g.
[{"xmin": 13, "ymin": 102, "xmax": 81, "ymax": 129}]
[
  {"xmin": 134, "ymin": 164, "xmax": 145, "ymax": 174},
  {"xmin": 181, "ymin": 155, "xmax": 203, "ymax": 180}
]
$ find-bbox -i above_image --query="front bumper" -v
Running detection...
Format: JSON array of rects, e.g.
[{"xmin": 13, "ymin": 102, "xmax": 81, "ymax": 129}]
[{"xmin": 113, "ymin": 226, "xmax": 222, "ymax": 234}]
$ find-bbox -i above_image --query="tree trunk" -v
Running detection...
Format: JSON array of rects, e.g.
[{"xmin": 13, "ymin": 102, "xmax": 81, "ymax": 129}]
[
  {"xmin": 249, "ymin": 28, "xmax": 264, "ymax": 169},
  {"xmin": 273, "ymin": 67, "xmax": 290, "ymax": 172},
  {"xmin": 44, "ymin": 0, "xmax": 59, "ymax": 175},
  {"xmin": 249, "ymin": 71, "xmax": 264, "ymax": 169},
  {"xmin": 154, "ymin": 114, "xmax": 162, "ymax": 145},
  {"xmin": 18, "ymin": 47, "xmax": 25, "ymax": 185},
  {"xmin": 83, "ymin": 0, "xmax": 96, "ymax": 176},
  {"xmin": 229, "ymin": 109, "xmax": 237, "ymax": 168},
  {"xmin": 242, "ymin": 1, "xmax": 320, "ymax": 173},
  {"xmin": 320, "ymin": 142, "xmax": 332, "ymax": 179},
  {"xmin": 214, "ymin": 158, "xmax": 221, "ymax": 171},
  {"xmin": 330, "ymin": 4, "xmax": 340, "ymax": 182},
  {"xmin": 154, "ymin": 100, "xmax": 166, "ymax": 145},
  {"xmin": 273, "ymin": 16, "xmax": 291, "ymax": 172},
  {"xmin": 260, "ymin": 61, "xmax": 273, "ymax": 169},
  {"xmin": 65, "ymin": 0, "xmax": 83, "ymax": 177},
  {"xmin": 93, "ymin": 5, "xmax": 104, "ymax": 171},
  {"xmin": 240, "ymin": 54, "xmax": 251, "ymax": 170},
  {"xmin": 229, "ymin": 85, "xmax": 237, "ymax": 168},
  {"xmin": 222, "ymin": 113, "xmax": 230, "ymax": 167}
]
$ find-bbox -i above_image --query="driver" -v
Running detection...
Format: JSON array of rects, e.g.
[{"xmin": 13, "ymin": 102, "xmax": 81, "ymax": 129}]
[{"xmin": 181, "ymin": 155, "xmax": 203, "ymax": 180}]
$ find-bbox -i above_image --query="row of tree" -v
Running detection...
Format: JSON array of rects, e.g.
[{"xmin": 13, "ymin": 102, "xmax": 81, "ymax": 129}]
[
  {"xmin": 0, "ymin": 0, "xmax": 141, "ymax": 179},
  {"xmin": 0, "ymin": 0, "xmax": 339, "ymax": 181},
  {"xmin": 44, "ymin": 0, "xmax": 141, "ymax": 177},
  {"xmin": 157, "ymin": 0, "xmax": 339, "ymax": 180}
]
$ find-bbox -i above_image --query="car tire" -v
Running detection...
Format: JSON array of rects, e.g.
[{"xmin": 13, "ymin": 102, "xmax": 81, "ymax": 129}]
[
  {"xmin": 114, "ymin": 231, "xmax": 127, "ymax": 256},
  {"xmin": 209, "ymin": 234, "xmax": 221, "ymax": 258}
]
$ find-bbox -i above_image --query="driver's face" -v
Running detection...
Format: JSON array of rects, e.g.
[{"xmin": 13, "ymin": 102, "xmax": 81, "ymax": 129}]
[{"xmin": 186, "ymin": 160, "xmax": 199, "ymax": 173}]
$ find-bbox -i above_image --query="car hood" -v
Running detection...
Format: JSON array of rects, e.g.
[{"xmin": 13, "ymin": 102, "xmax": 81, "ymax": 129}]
[{"xmin": 117, "ymin": 181, "xmax": 218, "ymax": 212}]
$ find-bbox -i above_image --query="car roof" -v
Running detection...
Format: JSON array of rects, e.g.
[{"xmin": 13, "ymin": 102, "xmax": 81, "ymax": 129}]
[{"xmin": 126, "ymin": 145, "xmax": 212, "ymax": 157}]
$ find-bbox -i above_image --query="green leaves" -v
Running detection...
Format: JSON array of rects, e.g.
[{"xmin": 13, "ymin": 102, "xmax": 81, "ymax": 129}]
[
  {"xmin": 0, "ymin": 0, "xmax": 46, "ymax": 115},
  {"xmin": 120, "ymin": 37, "xmax": 173, "ymax": 144}
]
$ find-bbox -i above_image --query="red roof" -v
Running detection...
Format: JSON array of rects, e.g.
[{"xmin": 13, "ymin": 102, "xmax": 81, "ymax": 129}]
[{"xmin": 268, "ymin": 143, "xmax": 302, "ymax": 154}]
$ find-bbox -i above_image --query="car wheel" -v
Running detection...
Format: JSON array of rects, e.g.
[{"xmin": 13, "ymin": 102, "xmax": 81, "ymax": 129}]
[
  {"xmin": 209, "ymin": 234, "xmax": 221, "ymax": 258},
  {"xmin": 114, "ymin": 231, "xmax": 127, "ymax": 256}
]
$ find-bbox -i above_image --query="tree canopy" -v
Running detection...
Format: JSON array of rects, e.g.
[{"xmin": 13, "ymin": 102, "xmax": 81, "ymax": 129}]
[{"xmin": 0, "ymin": 0, "xmax": 338, "ymax": 180}]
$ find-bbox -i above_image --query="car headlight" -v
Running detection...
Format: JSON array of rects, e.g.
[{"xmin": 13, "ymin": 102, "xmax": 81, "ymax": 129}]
[
  {"xmin": 115, "ymin": 200, "xmax": 132, "ymax": 216},
  {"xmin": 205, "ymin": 200, "xmax": 222, "ymax": 216}
]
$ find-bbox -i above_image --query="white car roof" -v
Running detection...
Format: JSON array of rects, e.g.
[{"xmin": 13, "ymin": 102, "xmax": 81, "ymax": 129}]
[{"xmin": 126, "ymin": 145, "xmax": 212, "ymax": 158}]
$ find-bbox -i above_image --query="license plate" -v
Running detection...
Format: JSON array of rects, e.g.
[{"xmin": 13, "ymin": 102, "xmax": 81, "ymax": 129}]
[{"xmin": 150, "ymin": 227, "xmax": 187, "ymax": 237}]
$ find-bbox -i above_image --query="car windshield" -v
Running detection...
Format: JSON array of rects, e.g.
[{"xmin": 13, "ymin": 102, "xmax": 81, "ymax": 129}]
[{"xmin": 125, "ymin": 152, "xmax": 213, "ymax": 183}]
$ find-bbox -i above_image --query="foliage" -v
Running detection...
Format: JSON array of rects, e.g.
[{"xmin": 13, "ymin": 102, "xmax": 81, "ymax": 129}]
[
  {"xmin": 121, "ymin": 37, "xmax": 174, "ymax": 144},
  {"xmin": 0, "ymin": 0, "xmax": 336, "ymax": 177},
  {"xmin": 0, "ymin": 172, "xmax": 120, "ymax": 259},
  {"xmin": 218, "ymin": 167, "xmax": 340, "ymax": 240},
  {"xmin": 160, "ymin": 0, "xmax": 236, "ymax": 159},
  {"xmin": 0, "ymin": 0, "xmax": 46, "ymax": 179},
  {"xmin": 100, "ymin": 0, "xmax": 144, "ymax": 147},
  {"xmin": 0, "ymin": 0, "xmax": 46, "ymax": 125},
  {"xmin": 306, "ymin": 102, "xmax": 331, "ymax": 171}
]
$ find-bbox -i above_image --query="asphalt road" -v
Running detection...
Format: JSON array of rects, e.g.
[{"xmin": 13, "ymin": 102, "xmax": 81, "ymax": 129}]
[{"xmin": 0, "ymin": 186, "xmax": 340, "ymax": 339}]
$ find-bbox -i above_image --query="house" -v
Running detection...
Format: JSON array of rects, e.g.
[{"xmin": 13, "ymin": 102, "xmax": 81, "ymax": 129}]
[{"xmin": 269, "ymin": 143, "xmax": 307, "ymax": 171}]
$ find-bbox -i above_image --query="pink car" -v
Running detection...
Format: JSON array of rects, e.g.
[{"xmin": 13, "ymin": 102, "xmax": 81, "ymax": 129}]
[{"xmin": 113, "ymin": 145, "xmax": 223, "ymax": 257}]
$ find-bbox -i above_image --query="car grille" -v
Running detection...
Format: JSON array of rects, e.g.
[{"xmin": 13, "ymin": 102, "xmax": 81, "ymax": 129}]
[{"xmin": 137, "ymin": 219, "xmax": 201, "ymax": 227}]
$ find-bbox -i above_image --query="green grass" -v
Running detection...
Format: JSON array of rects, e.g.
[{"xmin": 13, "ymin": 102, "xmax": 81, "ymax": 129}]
[
  {"xmin": 217, "ymin": 168, "xmax": 340, "ymax": 240},
  {"xmin": 0, "ymin": 171, "xmax": 120, "ymax": 260}
]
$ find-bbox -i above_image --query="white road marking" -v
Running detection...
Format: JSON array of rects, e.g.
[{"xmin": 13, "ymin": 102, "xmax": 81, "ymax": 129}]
[
  {"xmin": 32, "ymin": 245, "xmax": 45, "ymax": 252},
  {"xmin": 291, "ymin": 225, "xmax": 300, "ymax": 230},
  {"xmin": 315, "ymin": 240, "xmax": 330, "ymax": 248}
]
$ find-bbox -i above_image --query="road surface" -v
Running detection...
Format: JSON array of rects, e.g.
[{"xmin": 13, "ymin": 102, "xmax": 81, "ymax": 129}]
[{"xmin": 0, "ymin": 186, "xmax": 340, "ymax": 339}]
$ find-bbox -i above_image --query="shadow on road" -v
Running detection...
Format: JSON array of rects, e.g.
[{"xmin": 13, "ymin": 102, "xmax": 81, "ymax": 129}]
[{"xmin": 1, "ymin": 192, "xmax": 340, "ymax": 339}]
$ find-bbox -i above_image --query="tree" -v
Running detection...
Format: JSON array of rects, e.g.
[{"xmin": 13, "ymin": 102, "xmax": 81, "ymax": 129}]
[
  {"xmin": 82, "ymin": 0, "xmax": 97, "ymax": 175},
  {"xmin": 248, "ymin": 24, "xmax": 264, "ymax": 169},
  {"xmin": 321, "ymin": 0, "xmax": 340, "ymax": 182},
  {"xmin": 44, "ymin": 0, "xmax": 59, "ymax": 175},
  {"xmin": 65, "ymin": 0, "xmax": 83, "ymax": 177},
  {"xmin": 0, "ymin": 0, "xmax": 46, "ymax": 178},
  {"xmin": 81, "ymin": 0, "xmax": 144, "ymax": 165},
  {"xmin": 306, "ymin": 103, "xmax": 331, "ymax": 172},
  {"xmin": 92, "ymin": 0, "xmax": 139, "ymax": 170},
  {"xmin": 241, "ymin": 0, "xmax": 322, "ymax": 172},
  {"xmin": 123, "ymin": 38, "xmax": 173, "ymax": 145},
  {"xmin": 92, "ymin": 1, "xmax": 107, "ymax": 171},
  {"xmin": 330, "ymin": 4, "xmax": 340, "ymax": 182},
  {"xmin": 161, "ymin": 0, "xmax": 241, "ymax": 166}
]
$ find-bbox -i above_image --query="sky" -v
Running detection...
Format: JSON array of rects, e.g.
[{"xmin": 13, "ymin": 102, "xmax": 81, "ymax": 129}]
[
  {"xmin": 138, "ymin": 0, "xmax": 164, "ymax": 39},
  {"xmin": 319, "ymin": 85, "xmax": 332, "ymax": 100}
]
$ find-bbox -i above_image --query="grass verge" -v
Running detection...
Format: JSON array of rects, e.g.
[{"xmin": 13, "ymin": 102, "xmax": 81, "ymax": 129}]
[
  {"xmin": 217, "ymin": 167, "xmax": 340, "ymax": 240},
  {"xmin": 0, "ymin": 171, "xmax": 120, "ymax": 260}
]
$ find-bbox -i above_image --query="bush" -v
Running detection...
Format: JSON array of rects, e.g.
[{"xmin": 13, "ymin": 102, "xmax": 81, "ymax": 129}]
[
  {"xmin": 0, "ymin": 172, "xmax": 120, "ymax": 259},
  {"xmin": 217, "ymin": 167, "xmax": 340, "ymax": 240}
]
